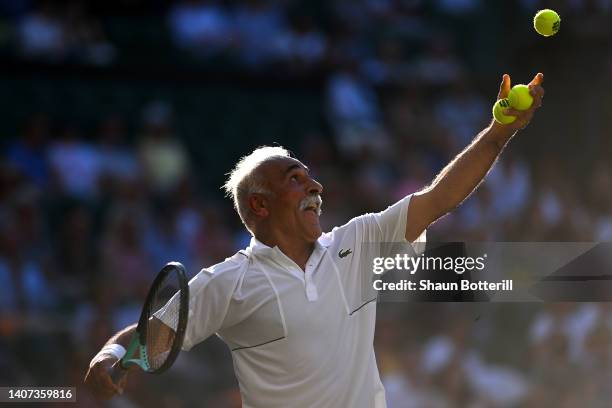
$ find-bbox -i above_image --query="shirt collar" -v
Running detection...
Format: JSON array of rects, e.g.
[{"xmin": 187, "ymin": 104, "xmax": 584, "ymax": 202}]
[
  {"xmin": 248, "ymin": 236, "xmax": 275, "ymax": 256},
  {"xmin": 317, "ymin": 232, "xmax": 332, "ymax": 248},
  {"xmin": 248, "ymin": 234, "xmax": 330, "ymax": 258},
  {"xmin": 247, "ymin": 236, "xmax": 330, "ymax": 281}
]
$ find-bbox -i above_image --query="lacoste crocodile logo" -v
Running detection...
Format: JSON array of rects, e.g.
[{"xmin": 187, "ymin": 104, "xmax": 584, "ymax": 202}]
[{"xmin": 338, "ymin": 249, "xmax": 352, "ymax": 258}]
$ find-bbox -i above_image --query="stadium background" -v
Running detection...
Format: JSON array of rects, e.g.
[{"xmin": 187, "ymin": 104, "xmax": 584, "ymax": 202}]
[{"xmin": 1, "ymin": 0, "xmax": 612, "ymax": 406}]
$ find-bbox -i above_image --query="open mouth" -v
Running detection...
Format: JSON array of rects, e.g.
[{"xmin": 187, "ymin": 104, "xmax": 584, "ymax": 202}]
[
  {"xmin": 300, "ymin": 196, "xmax": 322, "ymax": 216},
  {"xmin": 303, "ymin": 204, "xmax": 320, "ymax": 216},
  {"xmin": 304, "ymin": 206, "xmax": 319, "ymax": 216}
]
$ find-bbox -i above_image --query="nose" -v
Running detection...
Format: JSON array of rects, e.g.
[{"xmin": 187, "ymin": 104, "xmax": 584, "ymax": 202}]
[{"xmin": 307, "ymin": 177, "xmax": 323, "ymax": 195}]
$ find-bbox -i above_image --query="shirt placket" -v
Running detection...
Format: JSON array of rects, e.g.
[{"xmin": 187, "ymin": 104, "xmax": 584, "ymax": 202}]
[
  {"xmin": 269, "ymin": 245, "xmax": 321, "ymax": 302},
  {"xmin": 304, "ymin": 264, "xmax": 318, "ymax": 302}
]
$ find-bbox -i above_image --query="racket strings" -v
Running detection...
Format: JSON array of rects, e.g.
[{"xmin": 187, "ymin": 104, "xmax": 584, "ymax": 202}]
[{"xmin": 147, "ymin": 272, "xmax": 182, "ymax": 370}]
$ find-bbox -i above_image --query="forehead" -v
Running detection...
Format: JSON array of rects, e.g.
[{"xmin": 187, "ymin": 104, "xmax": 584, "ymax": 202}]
[{"xmin": 258, "ymin": 157, "xmax": 307, "ymax": 180}]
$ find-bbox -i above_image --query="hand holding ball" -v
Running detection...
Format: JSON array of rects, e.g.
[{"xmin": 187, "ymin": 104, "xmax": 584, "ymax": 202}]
[
  {"xmin": 534, "ymin": 9, "xmax": 560, "ymax": 37},
  {"xmin": 492, "ymin": 99, "xmax": 516, "ymax": 125},
  {"xmin": 492, "ymin": 72, "xmax": 544, "ymax": 127},
  {"xmin": 494, "ymin": 85, "xmax": 533, "ymax": 124},
  {"xmin": 508, "ymin": 85, "xmax": 533, "ymax": 110}
]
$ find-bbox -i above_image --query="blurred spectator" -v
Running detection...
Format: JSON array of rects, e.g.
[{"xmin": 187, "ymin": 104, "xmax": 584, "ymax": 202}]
[
  {"xmin": 97, "ymin": 115, "xmax": 139, "ymax": 183},
  {"xmin": 486, "ymin": 155, "xmax": 532, "ymax": 221},
  {"xmin": 17, "ymin": 1, "xmax": 115, "ymax": 64},
  {"xmin": 54, "ymin": 204, "xmax": 96, "ymax": 286},
  {"xmin": 565, "ymin": 303, "xmax": 611, "ymax": 364},
  {"xmin": 143, "ymin": 200, "xmax": 193, "ymax": 272},
  {"xmin": 587, "ymin": 159, "xmax": 612, "ymax": 240},
  {"xmin": 392, "ymin": 155, "xmax": 431, "ymax": 201},
  {"xmin": 537, "ymin": 187, "xmax": 563, "ymax": 228},
  {"xmin": 384, "ymin": 344, "xmax": 448, "ymax": 408},
  {"xmin": 234, "ymin": 0, "xmax": 287, "ymax": 67},
  {"xmin": 455, "ymin": 185, "xmax": 498, "ymax": 239},
  {"xmin": 415, "ymin": 34, "xmax": 465, "ymax": 85},
  {"xmin": 101, "ymin": 205, "xmax": 152, "ymax": 302},
  {"xmin": 168, "ymin": 0, "xmax": 234, "ymax": 57},
  {"xmin": 327, "ymin": 61, "xmax": 390, "ymax": 156},
  {"xmin": 464, "ymin": 352, "xmax": 528, "ymax": 406},
  {"xmin": 47, "ymin": 125, "xmax": 102, "ymax": 200},
  {"xmin": 192, "ymin": 202, "xmax": 234, "ymax": 268},
  {"xmin": 5, "ymin": 114, "xmax": 50, "ymax": 189},
  {"xmin": 352, "ymin": 153, "xmax": 395, "ymax": 210},
  {"xmin": 433, "ymin": 77, "xmax": 488, "ymax": 148},
  {"xmin": 272, "ymin": 14, "xmax": 327, "ymax": 69},
  {"xmin": 362, "ymin": 39, "xmax": 415, "ymax": 86},
  {"xmin": 18, "ymin": 2, "xmax": 65, "ymax": 60},
  {"xmin": 0, "ymin": 213, "xmax": 56, "ymax": 313},
  {"xmin": 138, "ymin": 101, "xmax": 190, "ymax": 194},
  {"xmin": 594, "ymin": 216, "xmax": 612, "ymax": 241}
]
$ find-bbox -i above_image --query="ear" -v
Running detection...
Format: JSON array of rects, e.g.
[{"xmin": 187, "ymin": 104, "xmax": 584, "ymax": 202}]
[{"xmin": 249, "ymin": 193, "xmax": 269, "ymax": 218}]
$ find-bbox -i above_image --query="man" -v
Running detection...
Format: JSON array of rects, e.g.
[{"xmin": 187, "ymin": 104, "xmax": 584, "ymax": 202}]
[{"xmin": 85, "ymin": 74, "xmax": 545, "ymax": 406}]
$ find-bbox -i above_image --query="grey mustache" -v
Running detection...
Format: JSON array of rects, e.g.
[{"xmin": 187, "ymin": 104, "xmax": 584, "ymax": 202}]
[{"xmin": 299, "ymin": 195, "xmax": 323, "ymax": 215}]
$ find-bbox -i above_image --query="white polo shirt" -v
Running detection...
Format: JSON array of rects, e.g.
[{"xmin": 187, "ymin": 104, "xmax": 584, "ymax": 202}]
[{"xmin": 181, "ymin": 195, "xmax": 425, "ymax": 408}]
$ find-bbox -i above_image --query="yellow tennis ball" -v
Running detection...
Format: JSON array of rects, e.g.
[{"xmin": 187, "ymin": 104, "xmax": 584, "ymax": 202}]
[
  {"xmin": 534, "ymin": 9, "xmax": 560, "ymax": 37},
  {"xmin": 493, "ymin": 99, "xmax": 516, "ymax": 124},
  {"xmin": 508, "ymin": 84, "xmax": 533, "ymax": 110}
]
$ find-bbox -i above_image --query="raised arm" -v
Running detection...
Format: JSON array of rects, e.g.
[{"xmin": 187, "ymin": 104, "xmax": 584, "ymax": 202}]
[{"xmin": 406, "ymin": 73, "xmax": 545, "ymax": 241}]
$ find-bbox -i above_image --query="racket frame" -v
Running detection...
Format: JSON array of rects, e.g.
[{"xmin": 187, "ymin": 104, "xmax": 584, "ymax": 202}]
[{"xmin": 118, "ymin": 262, "xmax": 189, "ymax": 374}]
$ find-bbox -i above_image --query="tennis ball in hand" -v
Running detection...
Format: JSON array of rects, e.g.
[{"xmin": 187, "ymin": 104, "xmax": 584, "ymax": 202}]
[
  {"xmin": 493, "ymin": 99, "xmax": 516, "ymax": 124},
  {"xmin": 534, "ymin": 9, "xmax": 560, "ymax": 37},
  {"xmin": 508, "ymin": 84, "xmax": 533, "ymax": 110}
]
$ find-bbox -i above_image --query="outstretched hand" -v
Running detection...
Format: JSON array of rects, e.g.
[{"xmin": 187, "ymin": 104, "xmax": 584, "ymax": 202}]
[{"xmin": 496, "ymin": 72, "xmax": 545, "ymax": 130}]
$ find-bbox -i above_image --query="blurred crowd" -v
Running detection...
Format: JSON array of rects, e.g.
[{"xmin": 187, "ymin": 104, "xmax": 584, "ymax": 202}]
[
  {"xmin": 378, "ymin": 302, "xmax": 612, "ymax": 407},
  {"xmin": 2, "ymin": 0, "xmax": 612, "ymax": 407}
]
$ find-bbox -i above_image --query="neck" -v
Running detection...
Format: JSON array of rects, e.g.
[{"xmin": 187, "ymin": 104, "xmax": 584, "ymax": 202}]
[{"xmin": 254, "ymin": 229, "xmax": 315, "ymax": 271}]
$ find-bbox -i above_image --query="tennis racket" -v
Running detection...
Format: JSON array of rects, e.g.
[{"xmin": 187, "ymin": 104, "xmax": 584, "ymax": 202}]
[{"xmin": 111, "ymin": 262, "xmax": 189, "ymax": 381}]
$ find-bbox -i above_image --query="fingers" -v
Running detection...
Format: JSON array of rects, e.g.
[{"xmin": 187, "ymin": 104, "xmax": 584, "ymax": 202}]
[
  {"xmin": 497, "ymin": 73, "xmax": 511, "ymax": 100},
  {"xmin": 102, "ymin": 367, "xmax": 124, "ymax": 396},
  {"xmin": 495, "ymin": 72, "xmax": 544, "ymax": 130},
  {"xmin": 112, "ymin": 361, "xmax": 130, "ymax": 393},
  {"xmin": 502, "ymin": 108, "xmax": 522, "ymax": 117},
  {"xmin": 503, "ymin": 104, "xmax": 538, "ymax": 118},
  {"xmin": 503, "ymin": 102, "xmax": 536, "ymax": 127},
  {"xmin": 84, "ymin": 358, "xmax": 124, "ymax": 400},
  {"xmin": 529, "ymin": 83, "xmax": 545, "ymax": 108},
  {"xmin": 529, "ymin": 72, "xmax": 544, "ymax": 86}
]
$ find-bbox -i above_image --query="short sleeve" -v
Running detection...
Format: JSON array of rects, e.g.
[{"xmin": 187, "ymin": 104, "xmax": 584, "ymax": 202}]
[
  {"xmin": 180, "ymin": 265, "xmax": 240, "ymax": 351},
  {"xmin": 359, "ymin": 194, "xmax": 426, "ymax": 253}
]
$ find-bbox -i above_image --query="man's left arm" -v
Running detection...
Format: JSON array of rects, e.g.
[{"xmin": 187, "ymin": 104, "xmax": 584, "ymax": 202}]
[{"xmin": 406, "ymin": 73, "xmax": 545, "ymax": 241}]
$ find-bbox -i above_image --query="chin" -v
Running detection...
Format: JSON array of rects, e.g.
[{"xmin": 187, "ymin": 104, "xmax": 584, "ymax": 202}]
[
  {"xmin": 301, "ymin": 226, "xmax": 322, "ymax": 243},
  {"xmin": 308, "ymin": 228, "xmax": 323, "ymax": 242}
]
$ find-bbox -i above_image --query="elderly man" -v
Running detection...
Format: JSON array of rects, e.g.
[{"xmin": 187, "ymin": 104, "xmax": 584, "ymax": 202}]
[{"xmin": 85, "ymin": 74, "xmax": 544, "ymax": 407}]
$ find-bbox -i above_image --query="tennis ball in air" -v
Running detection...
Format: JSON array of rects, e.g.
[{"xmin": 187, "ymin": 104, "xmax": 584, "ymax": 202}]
[
  {"xmin": 534, "ymin": 9, "xmax": 560, "ymax": 37},
  {"xmin": 492, "ymin": 99, "xmax": 516, "ymax": 124},
  {"xmin": 508, "ymin": 84, "xmax": 533, "ymax": 110}
]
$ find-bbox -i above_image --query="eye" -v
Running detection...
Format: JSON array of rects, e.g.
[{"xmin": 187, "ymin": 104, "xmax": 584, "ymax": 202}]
[{"xmin": 290, "ymin": 175, "xmax": 299, "ymax": 182}]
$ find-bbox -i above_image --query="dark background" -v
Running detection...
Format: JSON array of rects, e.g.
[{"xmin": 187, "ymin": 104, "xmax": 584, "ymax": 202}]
[{"xmin": 1, "ymin": 0, "xmax": 611, "ymax": 406}]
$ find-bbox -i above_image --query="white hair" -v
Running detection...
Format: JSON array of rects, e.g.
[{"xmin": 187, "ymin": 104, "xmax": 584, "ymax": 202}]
[{"xmin": 223, "ymin": 146, "xmax": 290, "ymax": 232}]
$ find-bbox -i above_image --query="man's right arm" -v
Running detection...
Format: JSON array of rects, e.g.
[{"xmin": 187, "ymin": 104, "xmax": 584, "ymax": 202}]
[
  {"xmin": 84, "ymin": 262, "xmax": 238, "ymax": 399},
  {"xmin": 84, "ymin": 319, "xmax": 178, "ymax": 399},
  {"xmin": 84, "ymin": 324, "xmax": 137, "ymax": 399}
]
